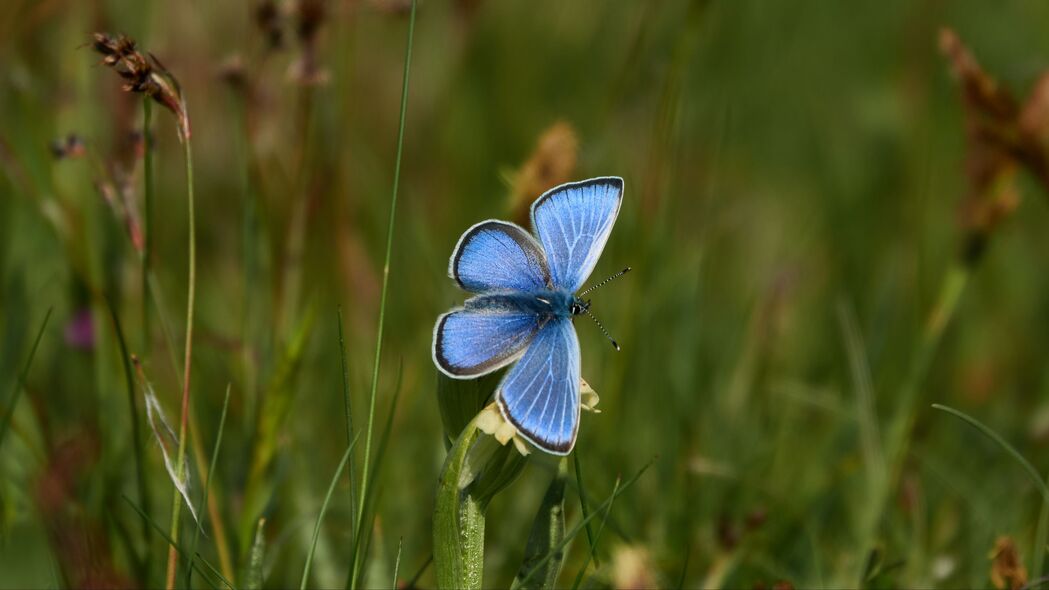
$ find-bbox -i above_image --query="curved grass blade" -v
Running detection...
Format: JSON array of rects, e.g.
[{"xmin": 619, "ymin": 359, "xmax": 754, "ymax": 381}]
[
  {"xmin": 349, "ymin": 366, "xmax": 404, "ymax": 589},
  {"xmin": 302, "ymin": 434, "xmax": 358, "ymax": 583},
  {"xmin": 932, "ymin": 403, "xmax": 1049, "ymax": 576},
  {"xmin": 301, "ymin": 435, "xmax": 360, "ymax": 589},
  {"xmin": 392, "ymin": 537, "xmax": 403, "ymax": 589},
  {"xmin": 514, "ymin": 460, "xmax": 653, "ymax": 590},
  {"xmin": 0, "ymin": 307, "xmax": 51, "ymax": 451},
  {"xmin": 514, "ymin": 459, "xmax": 568, "ymax": 590},
  {"xmin": 337, "ymin": 307, "xmax": 359, "ymax": 535},
  {"xmin": 571, "ymin": 476, "xmax": 621, "ymax": 590},
  {"xmin": 187, "ymin": 384, "xmax": 232, "ymax": 589},
  {"xmin": 122, "ymin": 495, "xmax": 233, "ymax": 590},
  {"xmin": 572, "ymin": 454, "xmax": 597, "ymax": 564}
]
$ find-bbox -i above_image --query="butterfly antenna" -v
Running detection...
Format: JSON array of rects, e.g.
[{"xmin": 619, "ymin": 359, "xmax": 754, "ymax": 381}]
[
  {"xmin": 580, "ymin": 307, "xmax": 620, "ymax": 351},
  {"xmin": 579, "ymin": 267, "xmax": 632, "ymax": 297}
]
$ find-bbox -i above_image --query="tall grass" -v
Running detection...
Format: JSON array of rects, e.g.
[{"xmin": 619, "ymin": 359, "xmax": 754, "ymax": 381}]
[{"xmin": 4, "ymin": 2, "xmax": 1049, "ymax": 589}]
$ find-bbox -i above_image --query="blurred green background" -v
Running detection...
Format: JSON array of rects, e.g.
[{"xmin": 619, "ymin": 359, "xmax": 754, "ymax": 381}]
[{"xmin": 3, "ymin": 0, "xmax": 1049, "ymax": 588}]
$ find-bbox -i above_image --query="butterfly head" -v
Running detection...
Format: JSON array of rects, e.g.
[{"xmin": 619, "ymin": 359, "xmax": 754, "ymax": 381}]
[{"xmin": 568, "ymin": 298, "xmax": 590, "ymax": 316}]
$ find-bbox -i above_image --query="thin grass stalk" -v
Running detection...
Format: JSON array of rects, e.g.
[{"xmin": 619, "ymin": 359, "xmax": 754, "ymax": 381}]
[
  {"xmin": 301, "ymin": 436, "xmax": 359, "ymax": 589},
  {"xmin": 142, "ymin": 99, "xmax": 154, "ymax": 354},
  {"xmin": 165, "ymin": 120, "xmax": 198, "ymax": 590},
  {"xmin": 145, "ymin": 273, "xmax": 235, "ymax": 581},
  {"xmin": 856, "ymin": 264, "xmax": 969, "ymax": 586},
  {"xmin": 339, "ymin": 308, "xmax": 359, "ymax": 535},
  {"xmin": 187, "ymin": 385, "xmax": 232, "ymax": 589},
  {"xmin": 351, "ymin": 366, "xmax": 405, "ymax": 588},
  {"xmin": 124, "ymin": 496, "xmax": 233, "ymax": 590},
  {"xmin": 513, "ymin": 461, "xmax": 652, "ymax": 589},
  {"xmin": 350, "ymin": 2, "xmax": 416, "ymax": 588},
  {"xmin": 932, "ymin": 404, "xmax": 1049, "ymax": 577},
  {"xmin": 109, "ymin": 302, "xmax": 151, "ymax": 577},
  {"xmin": 570, "ymin": 477, "xmax": 621, "ymax": 590},
  {"xmin": 187, "ymin": 411, "xmax": 236, "ymax": 580},
  {"xmin": 572, "ymin": 453, "xmax": 597, "ymax": 563}
]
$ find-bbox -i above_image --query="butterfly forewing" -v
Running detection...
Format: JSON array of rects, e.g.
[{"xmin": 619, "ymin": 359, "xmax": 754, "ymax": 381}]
[
  {"xmin": 450, "ymin": 220, "xmax": 551, "ymax": 292},
  {"xmin": 530, "ymin": 177, "xmax": 623, "ymax": 293},
  {"xmin": 496, "ymin": 317, "xmax": 581, "ymax": 455},
  {"xmin": 433, "ymin": 302, "xmax": 540, "ymax": 379}
]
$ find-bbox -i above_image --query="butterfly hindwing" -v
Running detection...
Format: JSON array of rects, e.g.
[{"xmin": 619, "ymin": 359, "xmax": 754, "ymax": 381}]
[
  {"xmin": 433, "ymin": 295, "xmax": 540, "ymax": 379},
  {"xmin": 531, "ymin": 177, "xmax": 623, "ymax": 293},
  {"xmin": 496, "ymin": 317, "xmax": 581, "ymax": 455},
  {"xmin": 450, "ymin": 220, "xmax": 551, "ymax": 293}
]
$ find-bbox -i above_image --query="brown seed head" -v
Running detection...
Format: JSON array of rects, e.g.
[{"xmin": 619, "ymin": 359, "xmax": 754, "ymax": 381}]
[
  {"xmin": 509, "ymin": 121, "xmax": 579, "ymax": 225},
  {"xmin": 255, "ymin": 0, "xmax": 285, "ymax": 49},
  {"xmin": 989, "ymin": 536, "xmax": 1028, "ymax": 590},
  {"xmin": 939, "ymin": 27, "xmax": 1049, "ymax": 266},
  {"xmin": 91, "ymin": 32, "xmax": 190, "ymax": 141}
]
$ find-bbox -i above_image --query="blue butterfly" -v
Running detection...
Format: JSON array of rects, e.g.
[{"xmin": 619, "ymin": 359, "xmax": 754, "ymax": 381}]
[{"xmin": 432, "ymin": 177, "xmax": 626, "ymax": 455}]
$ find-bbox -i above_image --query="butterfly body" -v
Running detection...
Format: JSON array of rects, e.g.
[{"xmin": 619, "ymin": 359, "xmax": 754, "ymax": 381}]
[
  {"xmin": 433, "ymin": 177, "xmax": 624, "ymax": 454},
  {"xmin": 464, "ymin": 289, "xmax": 584, "ymax": 320}
]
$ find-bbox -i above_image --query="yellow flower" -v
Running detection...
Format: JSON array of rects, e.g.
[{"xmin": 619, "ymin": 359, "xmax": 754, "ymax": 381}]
[{"xmin": 476, "ymin": 378, "xmax": 601, "ymax": 456}]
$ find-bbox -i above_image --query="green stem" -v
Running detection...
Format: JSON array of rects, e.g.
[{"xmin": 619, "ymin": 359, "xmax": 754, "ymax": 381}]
[
  {"xmin": 165, "ymin": 128, "xmax": 197, "ymax": 590},
  {"xmin": 350, "ymin": 2, "xmax": 416, "ymax": 588}
]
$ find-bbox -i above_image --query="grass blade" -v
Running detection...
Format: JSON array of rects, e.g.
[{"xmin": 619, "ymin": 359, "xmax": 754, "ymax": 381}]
[
  {"xmin": 166, "ymin": 102, "xmax": 199, "ymax": 590},
  {"xmin": 514, "ymin": 460, "xmax": 653, "ymax": 590},
  {"xmin": 301, "ymin": 435, "xmax": 360, "ymax": 589},
  {"xmin": 122, "ymin": 495, "xmax": 233, "ymax": 590},
  {"xmin": 573, "ymin": 453, "xmax": 597, "ymax": 564},
  {"xmin": 352, "ymin": 2, "xmax": 417, "ymax": 587},
  {"xmin": 392, "ymin": 537, "xmax": 403, "ymax": 590},
  {"xmin": 350, "ymin": 365, "xmax": 404, "ymax": 589},
  {"xmin": 108, "ymin": 301, "xmax": 151, "ymax": 579},
  {"xmin": 187, "ymin": 384, "xmax": 232, "ymax": 589},
  {"xmin": 338, "ymin": 307, "xmax": 359, "ymax": 535},
  {"xmin": 0, "ymin": 306, "xmax": 51, "ymax": 451},
  {"xmin": 571, "ymin": 476, "xmax": 621, "ymax": 590},
  {"xmin": 931, "ymin": 404, "xmax": 1049, "ymax": 502},
  {"xmin": 932, "ymin": 403, "xmax": 1049, "ymax": 577}
]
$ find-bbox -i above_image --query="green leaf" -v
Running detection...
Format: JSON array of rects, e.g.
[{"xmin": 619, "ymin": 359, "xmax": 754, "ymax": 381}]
[
  {"xmin": 437, "ymin": 371, "xmax": 503, "ymax": 446},
  {"xmin": 434, "ymin": 417, "xmax": 486, "ymax": 590},
  {"xmin": 514, "ymin": 459, "xmax": 568, "ymax": 590}
]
